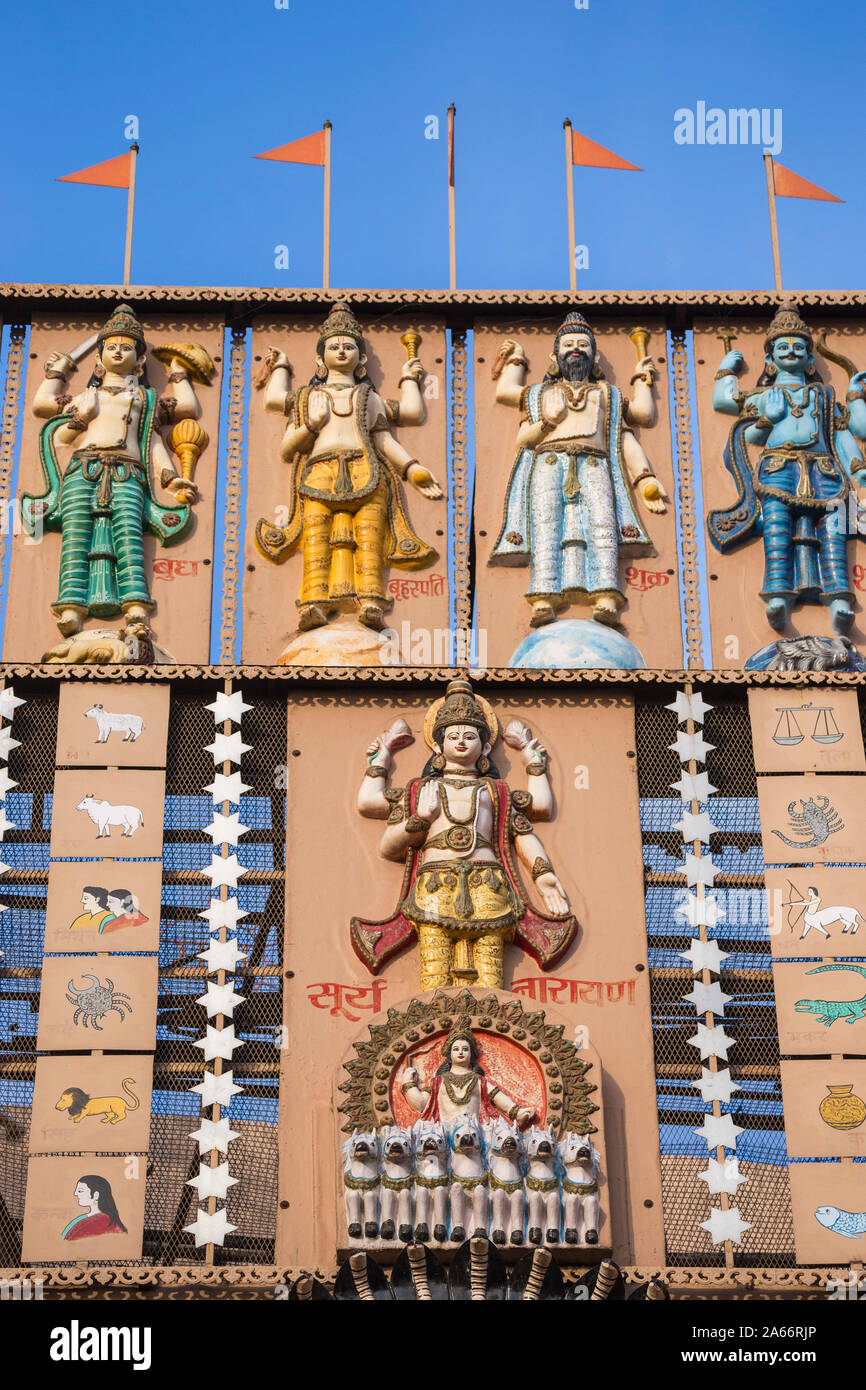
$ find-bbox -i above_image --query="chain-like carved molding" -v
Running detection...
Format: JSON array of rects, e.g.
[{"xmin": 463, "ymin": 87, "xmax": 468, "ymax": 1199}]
[
  {"xmin": 0, "ymin": 1261, "xmax": 850, "ymax": 1295},
  {"xmin": 669, "ymin": 331, "xmax": 703, "ymax": 670},
  {"xmin": 337, "ymin": 989, "xmax": 597, "ymax": 1136},
  {"xmin": 220, "ymin": 328, "xmax": 246, "ymax": 662},
  {"xmin": 0, "ymin": 325, "xmax": 25, "ymax": 615},
  {"xmin": 450, "ymin": 330, "xmax": 470, "ymax": 659}
]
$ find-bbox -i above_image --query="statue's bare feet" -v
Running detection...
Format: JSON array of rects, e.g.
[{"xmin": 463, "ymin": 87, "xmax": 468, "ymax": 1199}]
[
  {"xmin": 297, "ymin": 603, "xmax": 328, "ymax": 631},
  {"xmin": 592, "ymin": 595, "xmax": 623, "ymax": 627},
  {"xmin": 830, "ymin": 597, "xmax": 855, "ymax": 634},
  {"xmin": 765, "ymin": 596, "xmax": 790, "ymax": 631},
  {"xmin": 358, "ymin": 602, "xmax": 386, "ymax": 632},
  {"xmin": 529, "ymin": 599, "xmax": 557, "ymax": 628},
  {"xmin": 56, "ymin": 607, "xmax": 85, "ymax": 637}
]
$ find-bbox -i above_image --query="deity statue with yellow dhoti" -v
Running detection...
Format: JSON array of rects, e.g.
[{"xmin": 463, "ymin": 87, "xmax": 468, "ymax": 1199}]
[
  {"xmin": 352, "ymin": 678, "xmax": 577, "ymax": 991},
  {"xmin": 255, "ymin": 302, "xmax": 442, "ymax": 636}
]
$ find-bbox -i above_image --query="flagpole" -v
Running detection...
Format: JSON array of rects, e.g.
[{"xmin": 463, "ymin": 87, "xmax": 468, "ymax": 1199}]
[
  {"xmin": 123, "ymin": 142, "xmax": 138, "ymax": 287},
  {"xmin": 322, "ymin": 121, "xmax": 332, "ymax": 290},
  {"xmin": 763, "ymin": 150, "xmax": 783, "ymax": 293},
  {"xmin": 447, "ymin": 104, "xmax": 457, "ymax": 291},
  {"xmin": 563, "ymin": 119, "xmax": 576, "ymax": 294}
]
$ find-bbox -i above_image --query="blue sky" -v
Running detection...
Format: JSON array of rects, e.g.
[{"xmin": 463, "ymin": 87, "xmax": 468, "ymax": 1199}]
[{"xmin": 0, "ymin": 0, "xmax": 861, "ymax": 292}]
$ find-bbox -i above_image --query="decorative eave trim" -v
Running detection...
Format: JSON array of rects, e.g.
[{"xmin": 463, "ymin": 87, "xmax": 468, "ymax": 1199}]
[
  {"xmin": 4, "ymin": 284, "xmax": 866, "ymax": 327},
  {"xmin": 0, "ymin": 1262, "xmax": 850, "ymax": 1293},
  {"xmin": 1, "ymin": 663, "xmax": 865, "ymax": 687}
]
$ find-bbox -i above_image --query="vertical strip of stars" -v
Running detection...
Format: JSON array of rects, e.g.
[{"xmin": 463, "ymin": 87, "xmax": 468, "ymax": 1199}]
[
  {"xmin": 184, "ymin": 684, "xmax": 253, "ymax": 1253},
  {"xmin": 0, "ymin": 685, "xmax": 24, "ymax": 928},
  {"xmin": 667, "ymin": 687, "xmax": 751, "ymax": 1253}
]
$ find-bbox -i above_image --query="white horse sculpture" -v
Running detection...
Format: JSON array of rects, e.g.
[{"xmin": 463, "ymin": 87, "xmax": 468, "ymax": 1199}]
[
  {"xmin": 378, "ymin": 1124, "xmax": 414, "ymax": 1243},
  {"xmin": 412, "ymin": 1119, "xmax": 449, "ymax": 1244},
  {"xmin": 484, "ymin": 1115, "xmax": 526, "ymax": 1246},
  {"xmin": 447, "ymin": 1114, "xmax": 488, "ymax": 1243},
  {"xmin": 525, "ymin": 1123, "xmax": 561, "ymax": 1245},
  {"xmin": 558, "ymin": 1131, "xmax": 601, "ymax": 1246},
  {"xmin": 342, "ymin": 1129, "xmax": 380, "ymax": 1241}
]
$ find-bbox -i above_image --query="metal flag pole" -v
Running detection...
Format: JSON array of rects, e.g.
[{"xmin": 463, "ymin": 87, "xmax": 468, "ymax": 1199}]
[
  {"xmin": 122, "ymin": 142, "xmax": 139, "ymax": 287},
  {"xmin": 563, "ymin": 119, "xmax": 577, "ymax": 294},
  {"xmin": 323, "ymin": 121, "xmax": 332, "ymax": 290},
  {"xmin": 763, "ymin": 151, "xmax": 783, "ymax": 293}
]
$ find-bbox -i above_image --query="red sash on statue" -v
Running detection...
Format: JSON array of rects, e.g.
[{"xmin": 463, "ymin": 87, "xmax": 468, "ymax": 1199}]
[{"xmin": 350, "ymin": 778, "xmax": 577, "ymax": 975}]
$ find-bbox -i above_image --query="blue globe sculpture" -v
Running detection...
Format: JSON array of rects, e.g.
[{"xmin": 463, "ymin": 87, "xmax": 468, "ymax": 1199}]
[{"xmin": 509, "ymin": 619, "xmax": 648, "ymax": 670}]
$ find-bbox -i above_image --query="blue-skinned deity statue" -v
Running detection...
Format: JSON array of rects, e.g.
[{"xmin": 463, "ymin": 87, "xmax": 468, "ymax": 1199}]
[{"xmin": 708, "ymin": 304, "xmax": 866, "ymax": 635}]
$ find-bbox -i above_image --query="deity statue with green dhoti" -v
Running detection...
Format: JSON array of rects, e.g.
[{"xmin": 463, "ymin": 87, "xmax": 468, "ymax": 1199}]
[{"xmin": 24, "ymin": 304, "xmax": 205, "ymax": 656}]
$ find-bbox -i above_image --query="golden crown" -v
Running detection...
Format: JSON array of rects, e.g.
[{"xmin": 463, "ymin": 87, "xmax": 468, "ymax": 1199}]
[
  {"xmin": 431, "ymin": 678, "xmax": 490, "ymax": 740},
  {"xmin": 764, "ymin": 303, "xmax": 812, "ymax": 353},
  {"xmin": 442, "ymin": 1015, "xmax": 478, "ymax": 1056},
  {"xmin": 98, "ymin": 303, "xmax": 145, "ymax": 348},
  {"xmin": 317, "ymin": 301, "xmax": 364, "ymax": 353}
]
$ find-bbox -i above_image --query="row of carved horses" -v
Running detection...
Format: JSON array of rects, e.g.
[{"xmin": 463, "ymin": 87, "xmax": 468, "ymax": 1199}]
[{"xmin": 342, "ymin": 1116, "xmax": 602, "ymax": 1247}]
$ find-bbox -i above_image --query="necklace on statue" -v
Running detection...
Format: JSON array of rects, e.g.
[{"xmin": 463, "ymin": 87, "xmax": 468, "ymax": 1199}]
[
  {"xmin": 443, "ymin": 1071, "xmax": 478, "ymax": 1104},
  {"xmin": 439, "ymin": 782, "xmax": 480, "ymax": 850}
]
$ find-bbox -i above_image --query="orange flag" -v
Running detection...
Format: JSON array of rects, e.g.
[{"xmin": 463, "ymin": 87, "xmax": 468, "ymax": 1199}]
[
  {"xmin": 255, "ymin": 130, "xmax": 326, "ymax": 165},
  {"xmin": 569, "ymin": 128, "xmax": 641, "ymax": 172},
  {"xmin": 772, "ymin": 161, "xmax": 842, "ymax": 202},
  {"xmin": 57, "ymin": 152, "xmax": 132, "ymax": 188}
]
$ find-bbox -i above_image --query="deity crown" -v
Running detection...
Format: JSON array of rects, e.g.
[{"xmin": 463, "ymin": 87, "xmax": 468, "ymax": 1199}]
[
  {"xmin": 98, "ymin": 303, "xmax": 145, "ymax": 347},
  {"xmin": 317, "ymin": 301, "xmax": 364, "ymax": 353},
  {"xmin": 432, "ymin": 678, "xmax": 490, "ymax": 742},
  {"xmin": 442, "ymin": 1015, "xmax": 478, "ymax": 1059},
  {"xmin": 764, "ymin": 303, "xmax": 812, "ymax": 353}
]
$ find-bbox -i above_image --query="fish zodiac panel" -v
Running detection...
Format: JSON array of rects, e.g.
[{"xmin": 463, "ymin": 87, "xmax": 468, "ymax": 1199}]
[
  {"xmin": 43, "ymin": 860, "xmax": 162, "ymax": 953},
  {"xmin": 49, "ymin": 768, "xmax": 166, "ymax": 859},
  {"xmin": 756, "ymin": 775, "xmax": 866, "ymax": 865},
  {"xmin": 788, "ymin": 1159, "xmax": 866, "ymax": 1263},
  {"xmin": 773, "ymin": 960, "xmax": 866, "ymax": 1055},
  {"xmin": 764, "ymin": 866, "xmax": 866, "ymax": 960},
  {"xmin": 748, "ymin": 689, "xmax": 865, "ymax": 774},
  {"xmin": 779, "ymin": 1059, "xmax": 866, "ymax": 1159},
  {"xmin": 55, "ymin": 682, "xmax": 170, "ymax": 768},
  {"xmin": 29, "ymin": 1055, "xmax": 154, "ymax": 1154},
  {"xmin": 36, "ymin": 956, "xmax": 158, "ymax": 1052},
  {"xmin": 22, "ymin": 1153, "xmax": 147, "ymax": 1263}
]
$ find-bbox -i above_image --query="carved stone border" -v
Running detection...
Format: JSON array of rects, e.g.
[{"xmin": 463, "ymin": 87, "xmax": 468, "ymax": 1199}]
[
  {"xmin": 0, "ymin": 663, "xmax": 865, "ymax": 686},
  {"xmin": 669, "ymin": 332, "xmax": 703, "ymax": 670},
  {"xmin": 0, "ymin": 1261, "xmax": 849, "ymax": 1295},
  {"xmin": 219, "ymin": 329, "xmax": 246, "ymax": 662},
  {"xmin": 450, "ymin": 330, "xmax": 470, "ymax": 658},
  {"xmin": 337, "ymin": 988, "xmax": 597, "ymax": 1137},
  {"xmin": 6, "ymin": 285, "xmax": 866, "ymax": 319}
]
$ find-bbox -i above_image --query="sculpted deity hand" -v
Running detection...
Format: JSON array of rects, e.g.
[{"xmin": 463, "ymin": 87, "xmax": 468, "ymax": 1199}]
[
  {"xmin": 708, "ymin": 305, "xmax": 866, "ymax": 635},
  {"xmin": 352, "ymin": 678, "xmax": 577, "ymax": 991},
  {"xmin": 255, "ymin": 302, "xmax": 443, "ymax": 636},
  {"xmin": 24, "ymin": 305, "xmax": 208, "ymax": 651},
  {"xmin": 490, "ymin": 310, "xmax": 666, "ymax": 630}
]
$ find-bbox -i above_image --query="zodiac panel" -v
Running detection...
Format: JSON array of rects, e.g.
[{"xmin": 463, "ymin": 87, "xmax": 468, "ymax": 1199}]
[
  {"xmin": 56, "ymin": 682, "xmax": 170, "ymax": 768},
  {"xmin": 36, "ymin": 955, "xmax": 158, "ymax": 1052},
  {"xmin": 22, "ymin": 1154, "xmax": 147, "ymax": 1263},
  {"xmin": 48, "ymin": 768, "xmax": 166, "ymax": 859},
  {"xmin": 773, "ymin": 959, "xmax": 866, "ymax": 1054},
  {"xmin": 788, "ymin": 1160, "xmax": 866, "ymax": 1264},
  {"xmin": 755, "ymin": 774, "xmax": 866, "ymax": 865},
  {"xmin": 30, "ymin": 1055, "xmax": 154, "ymax": 1155},
  {"xmin": 748, "ymin": 688, "xmax": 865, "ymax": 773},
  {"xmin": 764, "ymin": 866, "xmax": 866, "ymax": 960},
  {"xmin": 43, "ymin": 859, "xmax": 161, "ymax": 955},
  {"xmin": 780, "ymin": 1059, "xmax": 866, "ymax": 1159},
  {"xmin": 243, "ymin": 306, "xmax": 450, "ymax": 667},
  {"xmin": 472, "ymin": 314, "xmax": 681, "ymax": 669},
  {"xmin": 2, "ymin": 307, "xmax": 223, "ymax": 666},
  {"xmin": 693, "ymin": 310, "xmax": 866, "ymax": 671}
]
